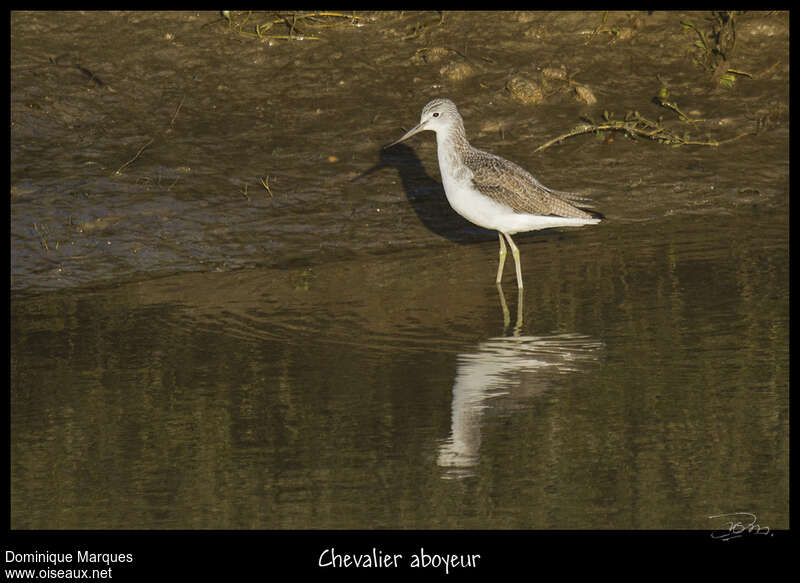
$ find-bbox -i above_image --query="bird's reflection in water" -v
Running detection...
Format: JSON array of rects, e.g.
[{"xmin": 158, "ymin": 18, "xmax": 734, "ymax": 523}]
[
  {"xmin": 437, "ymin": 333, "xmax": 603, "ymax": 479},
  {"xmin": 496, "ymin": 282, "xmax": 523, "ymax": 334}
]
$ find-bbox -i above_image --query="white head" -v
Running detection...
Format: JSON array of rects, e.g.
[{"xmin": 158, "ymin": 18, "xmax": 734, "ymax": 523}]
[{"xmin": 384, "ymin": 98, "xmax": 463, "ymax": 148}]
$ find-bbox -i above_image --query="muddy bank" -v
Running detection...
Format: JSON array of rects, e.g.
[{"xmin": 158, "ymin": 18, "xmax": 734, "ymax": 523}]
[{"xmin": 11, "ymin": 11, "xmax": 789, "ymax": 293}]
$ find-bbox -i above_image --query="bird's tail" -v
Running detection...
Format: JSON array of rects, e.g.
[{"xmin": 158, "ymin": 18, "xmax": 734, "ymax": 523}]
[{"xmin": 547, "ymin": 187, "xmax": 604, "ymax": 220}]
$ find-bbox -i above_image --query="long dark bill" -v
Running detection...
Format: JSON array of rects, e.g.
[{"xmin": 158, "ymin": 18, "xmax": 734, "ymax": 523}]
[{"xmin": 383, "ymin": 121, "xmax": 428, "ymax": 149}]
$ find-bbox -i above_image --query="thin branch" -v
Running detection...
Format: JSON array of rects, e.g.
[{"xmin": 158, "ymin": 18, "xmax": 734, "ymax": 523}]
[{"xmin": 114, "ymin": 138, "xmax": 154, "ymax": 175}]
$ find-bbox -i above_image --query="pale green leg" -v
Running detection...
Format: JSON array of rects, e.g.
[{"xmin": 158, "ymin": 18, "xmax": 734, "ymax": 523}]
[
  {"xmin": 503, "ymin": 233, "xmax": 524, "ymax": 289},
  {"xmin": 495, "ymin": 233, "xmax": 507, "ymax": 284}
]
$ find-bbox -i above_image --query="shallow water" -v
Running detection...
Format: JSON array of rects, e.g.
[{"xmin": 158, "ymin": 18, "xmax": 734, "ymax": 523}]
[{"xmin": 11, "ymin": 11, "xmax": 788, "ymax": 530}]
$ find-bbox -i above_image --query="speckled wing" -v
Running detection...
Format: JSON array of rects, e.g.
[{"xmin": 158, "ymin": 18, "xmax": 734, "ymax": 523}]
[{"xmin": 467, "ymin": 149, "xmax": 594, "ymax": 219}]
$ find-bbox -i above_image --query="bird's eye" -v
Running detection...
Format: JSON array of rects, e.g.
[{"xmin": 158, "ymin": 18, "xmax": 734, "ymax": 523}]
[{"xmin": 432, "ymin": 112, "xmax": 440, "ymax": 117}]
